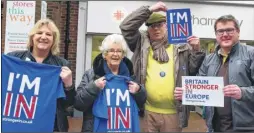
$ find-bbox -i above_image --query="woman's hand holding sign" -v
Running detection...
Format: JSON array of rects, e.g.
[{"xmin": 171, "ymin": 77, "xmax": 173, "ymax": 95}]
[{"xmin": 223, "ymin": 84, "xmax": 242, "ymax": 99}]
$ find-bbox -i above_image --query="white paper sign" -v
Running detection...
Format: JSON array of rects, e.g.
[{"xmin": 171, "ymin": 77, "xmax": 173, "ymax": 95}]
[
  {"xmin": 182, "ymin": 76, "xmax": 224, "ymax": 107},
  {"xmin": 4, "ymin": 1, "xmax": 36, "ymax": 54}
]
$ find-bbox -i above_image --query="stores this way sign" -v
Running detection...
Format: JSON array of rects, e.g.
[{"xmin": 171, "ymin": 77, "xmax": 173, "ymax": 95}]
[{"xmin": 5, "ymin": 1, "xmax": 35, "ymax": 54}]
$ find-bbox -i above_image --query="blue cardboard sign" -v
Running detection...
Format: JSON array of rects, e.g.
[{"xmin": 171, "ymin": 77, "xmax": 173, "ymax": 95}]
[{"xmin": 167, "ymin": 8, "xmax": 192, "ymax": 44}]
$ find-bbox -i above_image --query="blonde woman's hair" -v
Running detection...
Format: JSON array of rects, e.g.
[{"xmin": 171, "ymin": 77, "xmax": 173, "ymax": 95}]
[{"xmin": 27, "ymin": 18, "xmax": 60, "ymax": 55}]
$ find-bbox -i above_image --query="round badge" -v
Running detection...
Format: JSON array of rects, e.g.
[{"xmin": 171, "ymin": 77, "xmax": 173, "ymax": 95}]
[{"xmin": 160, "ymin": 71, "xmax": 166, "ymax": 77}]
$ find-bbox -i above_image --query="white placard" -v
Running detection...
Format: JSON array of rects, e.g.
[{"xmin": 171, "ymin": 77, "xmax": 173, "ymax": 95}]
[
  {"xmin": 182, "ymin": 76, "xmax": 224, "ymax": 107},
  {"xmin": 4, "ymin": 1, "xmax": 36, "ymax": 54}
]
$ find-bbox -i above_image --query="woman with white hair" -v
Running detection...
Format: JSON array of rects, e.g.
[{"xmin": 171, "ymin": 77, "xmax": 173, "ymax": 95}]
[{"xmin": 74, "ymin": 34, "xmax": 146, "ymax": 132}]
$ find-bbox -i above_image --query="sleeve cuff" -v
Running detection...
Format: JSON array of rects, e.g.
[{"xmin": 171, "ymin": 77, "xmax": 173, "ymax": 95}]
[{"xmin": 64, "ymin": 84, "xmax": 74, "ymax": 91}]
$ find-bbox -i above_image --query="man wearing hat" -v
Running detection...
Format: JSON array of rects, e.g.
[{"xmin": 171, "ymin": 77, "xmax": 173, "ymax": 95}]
[{"xmin": 120, "ymin": 1, "xmax": 205, "ymax": 132}]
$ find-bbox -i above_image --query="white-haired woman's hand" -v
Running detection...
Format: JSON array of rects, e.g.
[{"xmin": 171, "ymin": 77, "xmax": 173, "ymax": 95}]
[
  {"xmin": 94, "ymin": 76, "xmax": 106, "ymax": 90},
  {"xmin": 128, "ymin": 81, "xmax": 140, "ymax": 94}
]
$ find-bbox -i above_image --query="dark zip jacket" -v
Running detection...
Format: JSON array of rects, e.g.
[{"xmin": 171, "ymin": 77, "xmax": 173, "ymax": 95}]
[{"xmin": 74, "ymin": 53, "xmax": 147, "ymax": 132}]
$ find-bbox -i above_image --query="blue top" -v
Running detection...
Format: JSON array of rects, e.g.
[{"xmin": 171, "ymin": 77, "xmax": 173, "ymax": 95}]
[
  {"xmin": 1, "ymin": 55, "xmax": 65, "ymax": 132},
  {"xmin": 92, "ymin": 60, "xmax": 140, "ymax": 132}
]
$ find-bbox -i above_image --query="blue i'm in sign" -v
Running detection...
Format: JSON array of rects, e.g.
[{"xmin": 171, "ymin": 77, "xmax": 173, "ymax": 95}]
[{"xmin": 167, "ymin": 8, "xmax": 193, "ymax": 44}]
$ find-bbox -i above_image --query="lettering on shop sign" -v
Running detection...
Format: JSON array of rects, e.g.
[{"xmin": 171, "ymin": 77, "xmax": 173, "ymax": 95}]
[{"xmin": 191, "ymin": 15, "xmax": 243, "ymax": 27}]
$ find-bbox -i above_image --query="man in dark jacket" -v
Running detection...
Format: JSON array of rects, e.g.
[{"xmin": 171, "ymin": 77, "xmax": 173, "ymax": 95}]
[
  {"xmin": 119, "ymin": 1, "xmax": 205, "ymax": 132},
  {"xmin": 200, "ymin": 15, "xmax": 254, "ymax": 132},
  {"xmin": 175, "ymin": 14, "xmax": 254, "ymax": 132},
  {"xmin": 74, "ymin": 34, "xmax": 146, "ymax": 132}
]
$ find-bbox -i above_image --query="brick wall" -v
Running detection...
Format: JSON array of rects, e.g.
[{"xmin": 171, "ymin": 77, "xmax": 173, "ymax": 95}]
[
  {"xmin": 1, "ymin": 1, "xmax": 6, "ymax": 53},
  {"xmin": 46, "ymin": 1, "xmax": 79, "ymax": 82},
  {"xmin": 1, "ymin": 1, "xmax": 79, "ymax": 82}
]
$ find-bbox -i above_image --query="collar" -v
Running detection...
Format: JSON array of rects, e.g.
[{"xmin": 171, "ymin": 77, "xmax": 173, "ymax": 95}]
[
  {"xmin": 103, "ymin": 60, "xmax": 130, "ymax": 77},
  {"xmin": 218, "ymin": 48, "xmax": 230, "ymax": 56},
  {"xmin": 25, "ymin": 50, "xmax": 53, "ymax": 63},
  {"xmin": 215, "ymin": 41, "xmax": 240, "ymax": 57}
]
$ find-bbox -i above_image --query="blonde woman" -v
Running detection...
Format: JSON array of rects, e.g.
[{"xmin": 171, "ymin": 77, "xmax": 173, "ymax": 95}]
[{"xmin": 7, "ymin": 18, "xmax": 75, "ymax": 132}]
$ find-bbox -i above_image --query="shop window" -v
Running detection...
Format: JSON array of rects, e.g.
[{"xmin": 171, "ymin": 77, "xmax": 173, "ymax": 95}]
[
  {"xmin": 200, "ymin": 39, "xmax": 216, "ymax": 54},
  {"xmin": 92, "ymin": 35, "xmax": 106, "ymax": 65},
  {"xmin": 246, "ymin": 41, "xmax": 254, "ymax": 46}
]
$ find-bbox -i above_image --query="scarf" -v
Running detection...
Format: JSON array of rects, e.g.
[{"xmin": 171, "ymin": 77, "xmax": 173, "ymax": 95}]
[{"xmin": 149, "ymin": 32, "xmax": 169, "ymax": 63}]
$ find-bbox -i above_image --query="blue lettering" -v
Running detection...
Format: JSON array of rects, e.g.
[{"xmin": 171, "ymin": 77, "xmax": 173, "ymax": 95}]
[
  {"xmin": 185, "ymin": 79, "xmax": 209, "ymax": 84},
  {"xmin": 185, "ymin": 94, "xmax": 209, "ymax": 100}
]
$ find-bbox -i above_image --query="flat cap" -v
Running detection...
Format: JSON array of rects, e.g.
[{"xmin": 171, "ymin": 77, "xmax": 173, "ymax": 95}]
[{"xmin": 145, "ymin": 13, "xmax": 166, "ymax": 26}]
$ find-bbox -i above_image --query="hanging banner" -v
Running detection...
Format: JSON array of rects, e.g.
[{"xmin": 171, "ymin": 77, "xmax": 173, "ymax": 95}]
[{"xmin": 4, "ymin": 1, "xmax": 36, "ymax": 54}]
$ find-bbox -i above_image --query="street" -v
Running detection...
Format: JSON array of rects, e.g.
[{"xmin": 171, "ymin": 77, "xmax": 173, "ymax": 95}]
[{"xmin": 68, "ymin": 112, "xmax": 207, "ymax": 132}]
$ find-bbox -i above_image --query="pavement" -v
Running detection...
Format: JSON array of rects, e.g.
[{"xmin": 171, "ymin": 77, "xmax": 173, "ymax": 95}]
[
  {"xmin": 68, "ymin": 112, "xmax": 207, "ymax": 132},
  {"xmin": 182, "ymin": 112, "xmax": 207, "ymax": 132}
]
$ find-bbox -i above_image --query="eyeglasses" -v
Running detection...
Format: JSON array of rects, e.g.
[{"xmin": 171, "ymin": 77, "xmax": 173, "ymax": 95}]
[
  {"xmin": 215, "ymin": 28, "xmax": 236, "ymax": 36},
  {"xmin": 148, "ymin": 22, "xmax": 165, "ymax": 29},
  {"xmin": 106, "ymin": 49, "xmax": 123, "ymax": 55}
]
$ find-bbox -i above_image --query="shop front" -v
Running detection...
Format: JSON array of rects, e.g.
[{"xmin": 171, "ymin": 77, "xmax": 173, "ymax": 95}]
[
  {"xmin": 74, "ymin": 1, "xmax": 254, "ymax": 117},
  {"xmin": 84, "ymin": 1, "xmax": 254, "ymax": 68}
]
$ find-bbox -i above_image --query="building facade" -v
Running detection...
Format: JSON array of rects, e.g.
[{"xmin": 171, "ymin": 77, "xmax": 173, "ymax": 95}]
[
  {"xmin": 1, "ymin": 1, "xmax": 254, "ymax": 120},
  {"xmin": 1, "ymin": 1, "xmax": 79, "ymax": 82},
  {"xmin": 77, "ymin": 1, "xmax": 254, "ymax": 88},
  {"xmin": 76, "ymin": 1, "xmax": 254, "ymax": 117}
]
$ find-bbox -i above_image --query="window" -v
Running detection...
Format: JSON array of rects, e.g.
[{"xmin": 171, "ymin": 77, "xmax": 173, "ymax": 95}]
[
  {"xmin": 246, "ymin": 41, "xmax": 254, "ymax": 46},
  {"xmin": 200, "ymin": 39, "xmax": 216, "ymax": 54},
  {"xmin": 91, "ymin": 35, "xmax": 105, "ymax": 65}
]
